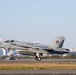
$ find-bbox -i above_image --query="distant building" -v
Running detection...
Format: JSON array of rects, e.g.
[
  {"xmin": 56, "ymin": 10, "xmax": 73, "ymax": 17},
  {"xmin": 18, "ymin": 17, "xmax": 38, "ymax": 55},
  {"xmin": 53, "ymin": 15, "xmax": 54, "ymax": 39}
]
[
  {"xmin": 0, "ymin": 49, "xmax": 17, "ymax": 57},
  {"xmin": 2, "ymin": 49, "xmax": 6, "ymax": 56},
  {"xmin": 0, "ymin": 39, "xmax": 4, "ymax": 42},
  {"xmin": 0, "ymin": 49, "xmax": 4, "ymax": 57},
  {"xmin": 69, "ymin": 48, "xmax": 76, "ymax": 52}
]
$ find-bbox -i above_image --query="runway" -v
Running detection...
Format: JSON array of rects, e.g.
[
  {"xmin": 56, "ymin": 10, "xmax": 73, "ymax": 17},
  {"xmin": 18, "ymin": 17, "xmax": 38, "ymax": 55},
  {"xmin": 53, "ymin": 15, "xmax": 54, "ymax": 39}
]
[
  {"xmin": 0, "ymin": 58, "xmax": 76, "ymax": 63},
  {"xmin": 0, "ymin": 70, "xmax": 76, "ymax": 75}
]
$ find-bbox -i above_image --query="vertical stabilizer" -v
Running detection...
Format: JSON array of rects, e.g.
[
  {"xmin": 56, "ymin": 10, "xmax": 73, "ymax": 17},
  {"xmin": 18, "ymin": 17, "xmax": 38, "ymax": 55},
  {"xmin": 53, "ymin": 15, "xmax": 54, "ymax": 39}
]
[{"xmin": 49, "ymin": 36, "xmax": 66, "ymax": 48}]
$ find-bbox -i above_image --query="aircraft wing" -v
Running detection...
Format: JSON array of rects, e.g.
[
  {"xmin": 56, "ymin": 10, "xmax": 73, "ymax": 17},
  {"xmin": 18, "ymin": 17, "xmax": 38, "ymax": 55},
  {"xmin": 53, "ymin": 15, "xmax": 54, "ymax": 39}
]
[{"xmin": 16, "ymin": 47, "xmax": 70, "ymax": 57}]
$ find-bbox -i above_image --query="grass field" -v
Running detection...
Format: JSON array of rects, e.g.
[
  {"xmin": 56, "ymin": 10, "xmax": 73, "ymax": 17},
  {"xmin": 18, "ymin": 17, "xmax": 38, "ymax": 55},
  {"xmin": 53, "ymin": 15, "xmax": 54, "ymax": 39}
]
[{"xmin": 0, "ymin": 62, "xmax": 76, "ymax": 70}]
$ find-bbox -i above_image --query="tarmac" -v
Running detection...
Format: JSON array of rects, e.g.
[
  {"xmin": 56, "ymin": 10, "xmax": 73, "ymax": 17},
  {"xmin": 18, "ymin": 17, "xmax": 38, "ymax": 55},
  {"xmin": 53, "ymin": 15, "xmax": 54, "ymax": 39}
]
[
  {"xmin": 0, "ymin": 58, "xmax": 76, "ymax": 63},
  {"xmin": 0, "ymin": 70, "xmax": 76, "ymax": 75}
]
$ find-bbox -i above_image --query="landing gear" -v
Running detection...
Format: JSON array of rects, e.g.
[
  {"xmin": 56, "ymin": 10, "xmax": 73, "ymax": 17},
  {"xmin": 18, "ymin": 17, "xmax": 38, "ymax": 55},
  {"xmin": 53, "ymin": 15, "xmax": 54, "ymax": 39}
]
[
  {"xmin": 35, "ymin": 56, "xmax": 38, "ymax": 60},
  {"xmin": 35, "ymin": 56, "xmax": 41, "ymax": 61},
  {"xmin": 38, "ymin": 57, "xmax": 41, "ymax": 61},
  {"xmin": 35, "ymin": 53, "xmax": 42, "ymax": 61}
]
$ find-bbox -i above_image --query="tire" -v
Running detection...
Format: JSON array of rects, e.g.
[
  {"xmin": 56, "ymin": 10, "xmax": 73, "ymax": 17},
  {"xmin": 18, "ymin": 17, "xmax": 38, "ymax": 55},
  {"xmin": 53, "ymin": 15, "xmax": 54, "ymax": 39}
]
[
  {"xmin": 38, "ymin": 57, "xmax": 41, "ymax": 61},
  {"xmin": 35, "ymin": 56, "xmax": 38, "ymax": 60}
]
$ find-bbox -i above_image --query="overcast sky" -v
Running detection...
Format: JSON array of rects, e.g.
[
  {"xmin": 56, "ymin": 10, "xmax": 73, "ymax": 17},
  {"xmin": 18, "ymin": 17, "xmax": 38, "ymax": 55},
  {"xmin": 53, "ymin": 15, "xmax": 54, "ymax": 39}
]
[{"xmin": 0, "ymin": 0, "xmax": 76, "ymax": 48}]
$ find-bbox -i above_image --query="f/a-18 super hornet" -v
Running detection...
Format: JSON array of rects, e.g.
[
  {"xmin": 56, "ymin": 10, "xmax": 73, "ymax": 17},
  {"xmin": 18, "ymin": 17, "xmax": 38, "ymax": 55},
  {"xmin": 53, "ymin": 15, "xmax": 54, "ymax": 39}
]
[{"xmin": 0, "ymin": 36, "xmax": 70, "ymax": 61}]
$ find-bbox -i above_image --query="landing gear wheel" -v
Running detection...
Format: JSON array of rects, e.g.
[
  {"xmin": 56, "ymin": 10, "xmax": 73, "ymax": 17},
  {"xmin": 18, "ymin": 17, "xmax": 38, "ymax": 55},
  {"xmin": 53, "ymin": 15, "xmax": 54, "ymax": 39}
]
[
  {"xmin": 35, "ymin": 56, "xmax": 38, "ymax": 60},
  {"xmin": 38, "ymin": 57, "xmax": 41, "ymax": 61},
  {"xmin": 35, "ymin": 56, "xmax": 41, "ymax": 61}
]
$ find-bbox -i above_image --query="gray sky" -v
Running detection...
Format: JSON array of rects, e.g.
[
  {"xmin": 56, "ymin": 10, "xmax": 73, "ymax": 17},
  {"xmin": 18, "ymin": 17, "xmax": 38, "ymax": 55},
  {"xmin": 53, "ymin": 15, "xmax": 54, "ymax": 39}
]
[{"xmin": 0, "ymin": 0, "xmax": 76, "ymax": 48}]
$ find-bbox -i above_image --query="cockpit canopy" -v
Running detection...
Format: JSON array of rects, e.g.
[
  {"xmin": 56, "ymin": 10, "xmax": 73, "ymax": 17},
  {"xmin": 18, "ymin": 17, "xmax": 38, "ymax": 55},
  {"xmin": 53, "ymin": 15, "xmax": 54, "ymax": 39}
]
[{"xmin": 5, "ymin": 40, "xmax": 15, "ymax": 43}]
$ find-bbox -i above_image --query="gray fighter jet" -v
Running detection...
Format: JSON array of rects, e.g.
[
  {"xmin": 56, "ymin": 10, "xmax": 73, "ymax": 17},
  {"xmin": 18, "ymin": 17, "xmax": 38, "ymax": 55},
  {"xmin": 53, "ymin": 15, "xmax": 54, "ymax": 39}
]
[{"xmin": 0, "ymin": 36, "xmax": 69, "ymax": 61}]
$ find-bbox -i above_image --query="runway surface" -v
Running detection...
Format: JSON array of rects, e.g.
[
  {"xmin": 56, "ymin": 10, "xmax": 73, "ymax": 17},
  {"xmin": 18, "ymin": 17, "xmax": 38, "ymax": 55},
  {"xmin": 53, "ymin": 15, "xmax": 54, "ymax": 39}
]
[
  {"xmin": 0, "ymin": 70, "xmax": 76, "ymax": 75},
  {"xmin": 0, "ymin": 58, "xmax": 76, "ymax": 63}
]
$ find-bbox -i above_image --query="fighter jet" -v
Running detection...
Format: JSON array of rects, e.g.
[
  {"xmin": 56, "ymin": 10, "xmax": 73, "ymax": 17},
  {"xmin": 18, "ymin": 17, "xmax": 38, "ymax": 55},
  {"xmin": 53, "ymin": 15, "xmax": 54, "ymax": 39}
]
[{"xmin": 0, "ymin": 36, "xmax": 69, "ymax": 61}]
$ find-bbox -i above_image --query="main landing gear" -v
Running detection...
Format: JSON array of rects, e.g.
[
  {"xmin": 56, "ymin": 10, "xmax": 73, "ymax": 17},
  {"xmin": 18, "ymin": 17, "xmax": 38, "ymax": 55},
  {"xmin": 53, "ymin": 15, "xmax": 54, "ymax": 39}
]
[
  {"xmin": 35, "ymin": 53, "xmax": 42, "ymax": 61},
  {"xmin": 35, "ymin": 56, "xmax": 41, "ymax": 61}
]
